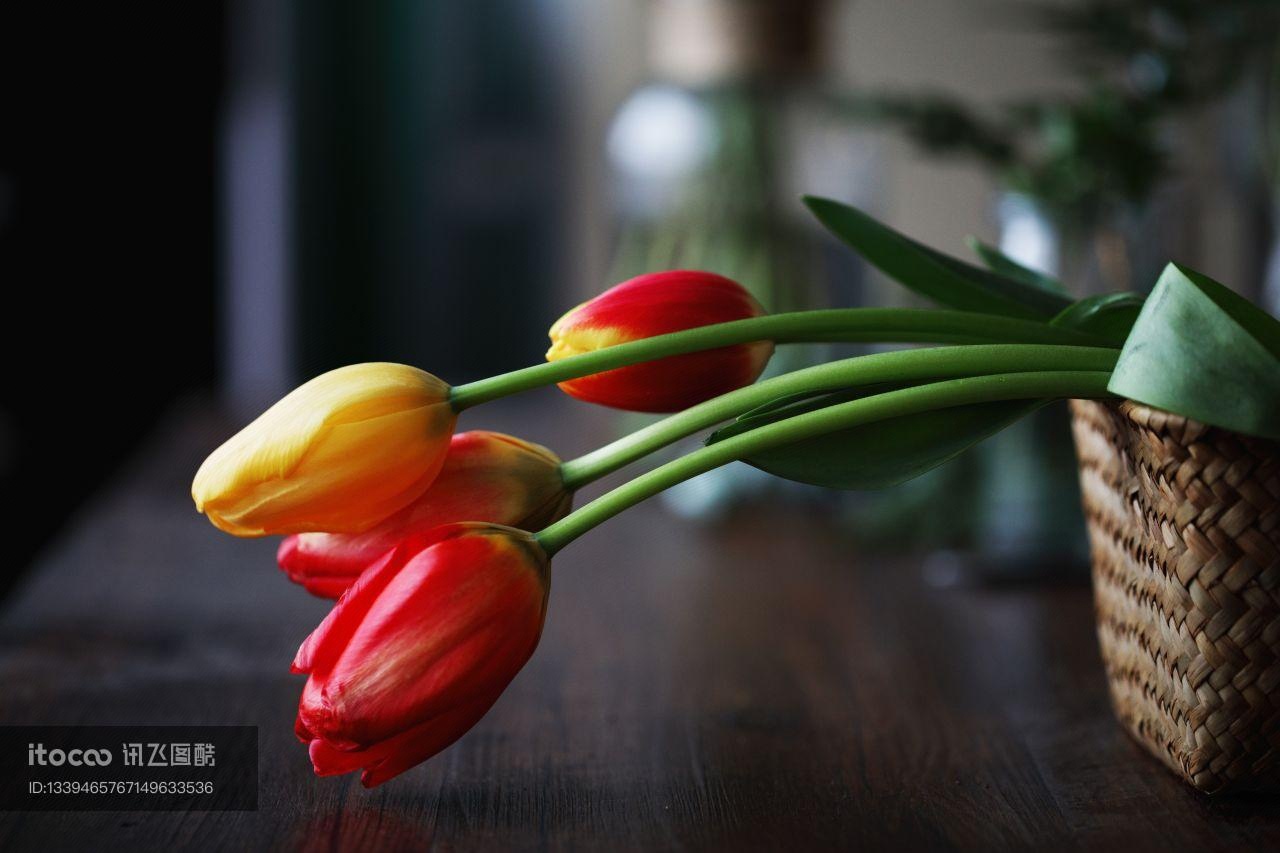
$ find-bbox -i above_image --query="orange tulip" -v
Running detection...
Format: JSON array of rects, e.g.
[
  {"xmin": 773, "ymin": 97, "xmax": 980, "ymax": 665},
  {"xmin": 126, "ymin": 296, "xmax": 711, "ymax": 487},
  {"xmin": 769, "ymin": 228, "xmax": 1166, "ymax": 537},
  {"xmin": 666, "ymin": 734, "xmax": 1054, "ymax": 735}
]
[
  {"xmin": 277, "ymin": 431, "xmax": 571, "ymax": 598},
  {"xmin": 192, "ymin": 363, "xmax": 456, "ymax": 537}
]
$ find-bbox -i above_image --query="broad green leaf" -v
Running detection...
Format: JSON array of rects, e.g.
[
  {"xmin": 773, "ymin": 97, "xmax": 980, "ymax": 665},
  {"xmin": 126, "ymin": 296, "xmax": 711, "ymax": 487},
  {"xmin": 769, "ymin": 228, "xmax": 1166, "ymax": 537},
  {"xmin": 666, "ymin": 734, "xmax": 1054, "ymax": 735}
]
[
  {"xmin": 965, "ymin": 236, "xmax": 1068, "ymax": 296},
  {"xmin": 707, "ymin": 387, "xmax": 1045, "ymax": 490},
  {"xmin": 1050, "ymin": 293, "xmax": 1144, "ymax": 347},
  {"xmin": 803, "ymin": 195, "xmax": 1073, "ymax": 320},
  {"xmin": 1108, "ymin": 263, "xmax": 1280, "ymax": 440}
]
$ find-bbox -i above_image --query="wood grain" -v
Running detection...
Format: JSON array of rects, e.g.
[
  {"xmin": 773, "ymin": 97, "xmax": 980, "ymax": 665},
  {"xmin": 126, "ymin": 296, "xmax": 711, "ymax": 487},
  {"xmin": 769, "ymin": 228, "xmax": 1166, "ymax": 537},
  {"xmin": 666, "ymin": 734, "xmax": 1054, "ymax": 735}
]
[{"xmin": 2, "ymin": 399, "xmax": 1278, "ymax": 851}]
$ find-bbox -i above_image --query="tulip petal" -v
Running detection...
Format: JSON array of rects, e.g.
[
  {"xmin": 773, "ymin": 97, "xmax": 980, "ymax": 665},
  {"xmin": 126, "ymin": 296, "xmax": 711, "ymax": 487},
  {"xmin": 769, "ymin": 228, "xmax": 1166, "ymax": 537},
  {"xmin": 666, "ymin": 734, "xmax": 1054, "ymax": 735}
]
[
  {"xmin": 309, "ymin": 535, "xmax": 545, "ymax": 744},
  {"xmin": 300, "ymin": 575, "xmax": 363, "ymax": 600},
  {"xmin": 546, "ymin": 270, "xmax": 772, "ymax": 412},
  {"xmin": 358, "ymin": 690, "xmax": 503, "ymax": 788},
  {"xmin": 192, "ymin": 363, "xmax": 456, "ymax": 536},
  {"xmin": 308, "ymin": 739, "xmax": 370, "ymax": 777},
  {"xmin": 295, "ymin": 707, "xmax": 315, "ymax": 743},
  {"xmin": 291, "ymin": 543, "xmax": 410, "ymax": 675},
  {"xmin": 277, "ymin": 535, "xmax": 370, "ymax": 599},
  {"xmin": 304, "ymin": 686, "xmax": 502, "ymax": 785},
  {"xmin": 275, "ymin": 431, "xmax": 569, "ymax": 599}
]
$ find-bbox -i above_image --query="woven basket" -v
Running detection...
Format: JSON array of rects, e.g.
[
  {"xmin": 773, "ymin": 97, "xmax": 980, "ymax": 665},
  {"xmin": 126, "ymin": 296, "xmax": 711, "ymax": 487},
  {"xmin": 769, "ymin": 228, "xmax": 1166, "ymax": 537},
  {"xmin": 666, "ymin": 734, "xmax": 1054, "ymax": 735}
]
[{"xmin": 1070, "ymin": 399, "xmax": 1280, "ymax": 793}]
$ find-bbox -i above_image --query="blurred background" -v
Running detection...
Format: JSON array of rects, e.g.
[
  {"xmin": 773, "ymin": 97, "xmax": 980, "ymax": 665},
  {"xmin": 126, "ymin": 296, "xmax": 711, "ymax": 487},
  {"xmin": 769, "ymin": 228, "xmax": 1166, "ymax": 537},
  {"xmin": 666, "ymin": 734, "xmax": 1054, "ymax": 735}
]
[{"xmin": 3, "ymin": 0, "xmax": 1278, "ymax": 597}]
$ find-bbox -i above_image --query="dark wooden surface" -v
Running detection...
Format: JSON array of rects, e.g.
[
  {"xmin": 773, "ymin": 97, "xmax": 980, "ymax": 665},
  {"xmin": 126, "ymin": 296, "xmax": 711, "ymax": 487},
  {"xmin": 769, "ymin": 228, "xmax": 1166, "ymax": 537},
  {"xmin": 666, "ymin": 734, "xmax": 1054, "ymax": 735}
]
[{"xmin": 2, "ymin": 399, "xmax": 1278, "ymax": 852}]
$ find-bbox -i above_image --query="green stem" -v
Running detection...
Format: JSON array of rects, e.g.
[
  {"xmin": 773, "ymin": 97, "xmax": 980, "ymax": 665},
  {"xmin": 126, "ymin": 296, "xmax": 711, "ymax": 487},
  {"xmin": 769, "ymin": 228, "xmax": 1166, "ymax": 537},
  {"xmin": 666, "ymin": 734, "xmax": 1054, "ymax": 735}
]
[
  {"xmin": 447, "ymin": 309, "xmax": 1109, "ymax": 411},
  {"xmin": 535, "ymin": 370, "xmax": 1114, "ymax": 556},
  {"xmin": 558, "ymin": 344, "xmax": 1118, "ymax": 490}
]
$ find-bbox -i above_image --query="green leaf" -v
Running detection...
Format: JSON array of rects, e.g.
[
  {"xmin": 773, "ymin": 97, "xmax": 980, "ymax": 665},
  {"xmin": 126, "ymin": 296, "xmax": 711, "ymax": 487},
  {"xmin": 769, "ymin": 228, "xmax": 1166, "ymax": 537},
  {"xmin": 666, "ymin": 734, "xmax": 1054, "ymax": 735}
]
[
  {"xmin": 803, "ymin": 195, "xmax": 1073, "ymax": 320},
  {"xmin": 706, "ymin": 387, "xmax": 1045, "ymax": 490},
  {"xmin": 965, "ymin": 236, "xmax": 1068, "ymax": 295},
  {"xmin": 1108, "ymin": 263, "xmax": 1280, "ymax": 440},
  {"xmin": 1050, "ymin": 293, "xmax": 1144, "ymax": 347}
]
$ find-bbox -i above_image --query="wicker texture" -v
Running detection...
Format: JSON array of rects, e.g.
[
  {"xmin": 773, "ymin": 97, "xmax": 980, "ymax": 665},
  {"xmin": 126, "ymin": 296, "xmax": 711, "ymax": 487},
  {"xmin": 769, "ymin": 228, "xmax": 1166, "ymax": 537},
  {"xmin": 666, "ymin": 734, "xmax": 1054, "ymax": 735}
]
[{"xmin": 1070, "ymin": 399, "xmax": 1280, "ymax": 793}]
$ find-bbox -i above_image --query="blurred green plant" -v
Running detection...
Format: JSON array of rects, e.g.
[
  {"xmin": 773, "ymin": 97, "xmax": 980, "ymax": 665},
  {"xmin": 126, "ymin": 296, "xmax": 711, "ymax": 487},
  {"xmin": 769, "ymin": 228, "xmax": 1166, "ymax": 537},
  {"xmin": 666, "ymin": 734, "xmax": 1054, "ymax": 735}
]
[
  {"xmin": 1035, "ymin": 0, "xmax": 1278, "ymax": 105},
  {"xmin": 842, "ymin": 0, "xmax": 1280, "ymax": 228}
]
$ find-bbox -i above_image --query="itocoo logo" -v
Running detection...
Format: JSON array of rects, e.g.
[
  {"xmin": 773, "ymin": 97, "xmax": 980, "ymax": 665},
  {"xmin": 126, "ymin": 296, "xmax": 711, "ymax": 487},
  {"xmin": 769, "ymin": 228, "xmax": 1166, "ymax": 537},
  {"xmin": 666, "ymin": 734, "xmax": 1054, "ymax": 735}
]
[{"xmin": 28, "ymin": 743, "xmax": 112, "ymax": 766}]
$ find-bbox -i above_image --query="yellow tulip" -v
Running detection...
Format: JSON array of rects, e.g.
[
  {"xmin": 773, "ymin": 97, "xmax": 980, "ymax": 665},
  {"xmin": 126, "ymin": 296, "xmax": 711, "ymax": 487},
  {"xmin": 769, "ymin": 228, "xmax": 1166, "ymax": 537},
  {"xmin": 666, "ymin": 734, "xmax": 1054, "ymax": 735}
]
[{"xmin": 192, "ymin": 363, "xmax": 456, "ymax": 537}]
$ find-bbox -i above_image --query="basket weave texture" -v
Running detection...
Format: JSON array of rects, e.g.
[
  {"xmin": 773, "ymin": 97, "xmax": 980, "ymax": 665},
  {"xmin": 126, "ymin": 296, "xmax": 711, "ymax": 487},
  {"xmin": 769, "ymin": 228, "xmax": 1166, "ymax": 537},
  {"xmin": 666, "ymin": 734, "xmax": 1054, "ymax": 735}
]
[{"xmin": 1070, "ymin": 399, "xmax": 1280, "ymax": 793}]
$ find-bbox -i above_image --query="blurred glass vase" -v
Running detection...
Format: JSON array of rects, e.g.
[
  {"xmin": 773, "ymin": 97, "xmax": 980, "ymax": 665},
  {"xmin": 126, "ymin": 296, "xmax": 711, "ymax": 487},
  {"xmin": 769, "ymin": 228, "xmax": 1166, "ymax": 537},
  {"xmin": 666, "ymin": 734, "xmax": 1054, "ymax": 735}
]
[{"xmin": 606, "ymin": 0, "xmax": 880, "ymax": 519}]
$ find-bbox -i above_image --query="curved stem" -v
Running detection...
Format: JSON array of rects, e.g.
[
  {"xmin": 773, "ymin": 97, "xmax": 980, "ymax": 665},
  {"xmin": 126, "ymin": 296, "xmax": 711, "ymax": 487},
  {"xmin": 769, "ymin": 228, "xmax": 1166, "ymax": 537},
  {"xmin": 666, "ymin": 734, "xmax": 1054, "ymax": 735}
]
[
  {"xmin": 558, "ymin": 344, "xmax": 1118, "ymax": 490},
  {"xmin": 447, "ymin": 308, "xmax": 1109, "ymax": 411},
  {"xmin": 535, "ymin": 370, "xmax": 1114, "ymax": 556}
]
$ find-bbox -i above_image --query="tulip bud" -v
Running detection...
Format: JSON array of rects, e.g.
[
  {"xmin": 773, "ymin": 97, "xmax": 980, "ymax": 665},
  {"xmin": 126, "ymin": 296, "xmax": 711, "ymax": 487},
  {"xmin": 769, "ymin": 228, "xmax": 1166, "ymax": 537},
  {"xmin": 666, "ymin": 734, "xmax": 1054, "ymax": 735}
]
[
  {"xmin": 277, "ymin": 430, "xmax": 571, "ymax": 598},
  {"xmin": 292, "ymin": 523, "xmax": 549, "ymax": 787},
  {"xmin": 547, "ymin": 270, "xmax": 773, "ymax": 412},
  {"xmin": 192, "ymin": 363, "xmax": 456, "ymax": 537}
]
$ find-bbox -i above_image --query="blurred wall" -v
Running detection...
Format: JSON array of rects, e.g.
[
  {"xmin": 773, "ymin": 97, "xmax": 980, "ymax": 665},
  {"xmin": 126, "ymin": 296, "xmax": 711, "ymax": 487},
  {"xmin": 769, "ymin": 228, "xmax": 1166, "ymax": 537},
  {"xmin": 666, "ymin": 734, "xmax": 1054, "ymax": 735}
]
[{"xmin": 830, "ymin": 0, "xmax": 1072, "ymax": 257}]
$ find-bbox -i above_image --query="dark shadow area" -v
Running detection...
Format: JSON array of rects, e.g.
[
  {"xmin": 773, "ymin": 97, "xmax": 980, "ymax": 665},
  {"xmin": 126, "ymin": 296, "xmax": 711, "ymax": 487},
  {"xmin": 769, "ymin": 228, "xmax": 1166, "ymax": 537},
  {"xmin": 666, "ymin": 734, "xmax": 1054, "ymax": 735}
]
[{"xmin": 0, "ymin": 6, "xmax": 226, "ymax": 595}]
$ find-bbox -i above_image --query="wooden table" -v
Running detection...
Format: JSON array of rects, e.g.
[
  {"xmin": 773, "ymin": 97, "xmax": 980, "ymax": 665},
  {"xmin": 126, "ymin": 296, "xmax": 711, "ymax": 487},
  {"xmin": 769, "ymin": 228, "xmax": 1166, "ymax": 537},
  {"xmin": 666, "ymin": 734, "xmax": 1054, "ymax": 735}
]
[{"xmin": 2, "ymin": 400, "xmax": 1277, "ymax": 851}]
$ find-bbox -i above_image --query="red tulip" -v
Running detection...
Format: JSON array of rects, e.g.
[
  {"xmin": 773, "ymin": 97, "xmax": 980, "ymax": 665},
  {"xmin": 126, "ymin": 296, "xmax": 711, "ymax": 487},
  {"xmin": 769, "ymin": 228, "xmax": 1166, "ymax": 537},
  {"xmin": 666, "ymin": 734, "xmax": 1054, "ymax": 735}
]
[
  {"xmin": 277, "ymin": 431, "xmax": 571, "ymax": 598},
  {"xmin": 292, "ymin": 523, "xmax": 550, "ymax": 787},
  {"xmin": 546, "ymin": 270, "xmax": 773, "ymax": 412}
]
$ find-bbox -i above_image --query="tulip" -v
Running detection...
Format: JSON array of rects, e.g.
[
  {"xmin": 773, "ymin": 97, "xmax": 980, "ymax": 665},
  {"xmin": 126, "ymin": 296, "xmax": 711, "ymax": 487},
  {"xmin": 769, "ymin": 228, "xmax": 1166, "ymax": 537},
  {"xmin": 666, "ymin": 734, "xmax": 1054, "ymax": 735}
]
[
  {"xmin": 277, "ymin": 430, "xmax": 572, "ymax": 598},
  {"xmin": 192, "ymin": 363, "xmax": 456, "ymax": 537},
  {"xmin": 292, "ymin": 523, "xmax": 549, "ymax": 787},
  {"xmin": 546, "ymin": 270, "xmax": 774, "ymax": 412}
]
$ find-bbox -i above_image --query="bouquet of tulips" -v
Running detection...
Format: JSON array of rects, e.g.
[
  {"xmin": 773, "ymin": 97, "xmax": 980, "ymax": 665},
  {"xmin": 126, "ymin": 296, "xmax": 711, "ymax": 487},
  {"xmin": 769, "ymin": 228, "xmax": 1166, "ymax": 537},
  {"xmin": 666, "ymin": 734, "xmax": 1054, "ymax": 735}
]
[{"xmin": 193, "ymin": 197, "xmax": 1280, "ymax": 787}]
